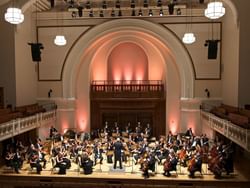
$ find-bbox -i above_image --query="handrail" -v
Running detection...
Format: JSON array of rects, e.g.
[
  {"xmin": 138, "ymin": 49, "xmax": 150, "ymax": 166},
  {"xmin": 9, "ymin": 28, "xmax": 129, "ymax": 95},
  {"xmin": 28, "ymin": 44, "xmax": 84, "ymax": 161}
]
[
  {"xmin": 201, "ymin": 110, "xmax": 250, "ymax": 152},
  {"xmin": 92, "ymin": 80, "xmax": 163, "ymax": 85},
  {"xmin": 91, "ymin": 80, "xmax": 165, "ymax": 94},
  {"xmin": 0, "ymin": 110, "xmax": 56, "ymax": 142}
]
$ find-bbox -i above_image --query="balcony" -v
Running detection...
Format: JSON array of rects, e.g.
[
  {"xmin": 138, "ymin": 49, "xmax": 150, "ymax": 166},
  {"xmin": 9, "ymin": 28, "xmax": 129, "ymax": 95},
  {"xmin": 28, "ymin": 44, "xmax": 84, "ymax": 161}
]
[
  {"xmin": 201, "ymin": 111, "xmax": 250, "ymax": 152},
  {"xmin": 90, "ymin": 80, "xmax": 165, "ymax": 99},
  {"xmin": 0, "ymin": 110, "xmax": 56, "ymax": 142}
]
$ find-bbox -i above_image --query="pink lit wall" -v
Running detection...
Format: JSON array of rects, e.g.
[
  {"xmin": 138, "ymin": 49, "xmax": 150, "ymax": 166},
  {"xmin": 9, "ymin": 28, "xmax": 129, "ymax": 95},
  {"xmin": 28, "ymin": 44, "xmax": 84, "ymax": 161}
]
[{"xmin": 107, "ymin": 42, "xmax": 148, "ymax": 81}]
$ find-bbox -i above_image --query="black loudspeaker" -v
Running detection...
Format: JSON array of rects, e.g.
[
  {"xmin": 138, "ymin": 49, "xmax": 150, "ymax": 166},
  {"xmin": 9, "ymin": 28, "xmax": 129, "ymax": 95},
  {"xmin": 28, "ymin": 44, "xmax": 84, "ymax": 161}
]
[
  {"xmin": 208, "ymin": 40, "xmax": 218, "ymax": 59},
  {"xmin": 28, "ymin": 43, "xmax": 44, "ymax": 62}
]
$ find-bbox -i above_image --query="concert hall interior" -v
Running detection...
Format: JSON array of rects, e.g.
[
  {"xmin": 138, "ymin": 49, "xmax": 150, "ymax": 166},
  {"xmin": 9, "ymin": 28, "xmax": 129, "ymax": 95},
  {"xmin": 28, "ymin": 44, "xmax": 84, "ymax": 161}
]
[{"xmin": 0, "ymin": 0, "xmax": 250, "ymax": 188}]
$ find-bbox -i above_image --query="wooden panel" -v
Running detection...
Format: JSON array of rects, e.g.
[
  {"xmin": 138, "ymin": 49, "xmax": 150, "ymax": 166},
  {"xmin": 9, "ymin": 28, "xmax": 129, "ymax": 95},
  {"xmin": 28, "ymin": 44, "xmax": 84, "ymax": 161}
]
[
  {"xmin": 91, "ymin": 99, "xmax": 165, "ymax": 137},
  {"xmin": 0, "ymin": 87, "xmax": 4, "ymax": 108}
]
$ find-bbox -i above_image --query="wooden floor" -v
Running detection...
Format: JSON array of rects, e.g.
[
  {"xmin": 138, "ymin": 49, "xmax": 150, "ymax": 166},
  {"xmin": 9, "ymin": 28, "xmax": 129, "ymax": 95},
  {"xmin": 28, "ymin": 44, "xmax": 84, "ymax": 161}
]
[{"xmin": 0, "ymin": 156, "xmax": 250, "ymax": 188}]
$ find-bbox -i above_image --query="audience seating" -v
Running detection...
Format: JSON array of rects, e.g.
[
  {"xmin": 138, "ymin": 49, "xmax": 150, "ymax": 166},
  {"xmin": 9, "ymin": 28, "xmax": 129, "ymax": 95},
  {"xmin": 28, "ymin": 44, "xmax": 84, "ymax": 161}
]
[
  {"xmin": 15, "ymin": 103, "xmax": 45, "ymax": 117},
  {"xmin": 0, "ymin": 109, "xmax": 22, "ymax": 124},
  {"xmin": 210, "ymin": 103, "xmax": 250, "ymax": 129},
  {"xmin": 0, "ymin": 103, "xmax": 45, "ymax": 124}
]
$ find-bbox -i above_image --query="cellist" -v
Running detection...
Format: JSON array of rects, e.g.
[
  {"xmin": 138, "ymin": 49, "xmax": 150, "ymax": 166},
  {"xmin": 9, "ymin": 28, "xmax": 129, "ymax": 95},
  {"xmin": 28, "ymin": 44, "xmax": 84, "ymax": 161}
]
[
  {"xmin": 187, "ymin": 151, "xmax": 202, "ymax": 178},
  {"xmin": 163, "ymin": 150, "xmax": 178, "ymax": 177}
]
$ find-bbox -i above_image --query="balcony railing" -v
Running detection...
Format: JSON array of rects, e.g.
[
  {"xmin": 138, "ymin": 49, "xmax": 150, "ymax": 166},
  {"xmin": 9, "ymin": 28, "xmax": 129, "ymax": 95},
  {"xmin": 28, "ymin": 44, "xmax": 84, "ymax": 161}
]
[
  {"xmin": 90, "ymin": 80, "xmax": 165, "ymax": 99},
  {"xmin": 0, "ymin": 110, "xmax": 56, "ymax": 142},
  {"xmin": 201, "ymin": 111, "xmax": 250, "ymax": 152}
]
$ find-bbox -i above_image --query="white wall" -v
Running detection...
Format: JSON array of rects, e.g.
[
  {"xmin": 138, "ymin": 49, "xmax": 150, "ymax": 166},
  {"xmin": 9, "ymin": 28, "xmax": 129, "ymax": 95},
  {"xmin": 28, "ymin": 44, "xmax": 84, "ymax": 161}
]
[
  {"xmin": 15, "ymin": 7, "xmax": 38, "ymax": 106},
  {"xmin": 221, "ymin": 1, "xmax": 239, "ymax": 107},
  {"xmin": 232, "ymin": 0, "xmax": 250, "ymax": 107},
  {"xmin": 195, "ymin": 80, "xmax": 222, "ymax": 99},
  {"xmin": 0, "ymin": 4, "xmax": 16, "ymax": 108}
]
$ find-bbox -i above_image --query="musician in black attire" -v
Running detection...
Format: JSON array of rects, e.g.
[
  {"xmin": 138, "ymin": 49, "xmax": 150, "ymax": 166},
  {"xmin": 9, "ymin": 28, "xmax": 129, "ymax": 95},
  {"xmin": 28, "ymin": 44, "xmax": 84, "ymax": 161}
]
[
  {"xmin": 81, "ymin": 152, "xmax": 93, "ymax": 174},
  {"xmin": 93, "ymin": 143, "xmax": 104, "ymax": 165},
  {"xmin": 163, "ymin": 151, "xmax": 178, "ymax": 177},
  {"xmin": 4, "ymin": 147, "xmax": 20, "ymax": 173},
  {"xmin": 148, "ymin": 152, "xmax": 157, "ymax": 173},
  {"xmin": 29, "ymin": 154, "xmax": 42, "ymax": 174},
  {"xmin": 113, "ymin": 138, "xmax": 123, "ymax": 169},
  {"xmin": 221, "ymin": 143, "xmax": 234, "ymax": 175},
  {"xmin": 185, "ymin": 127, "xmax": 194, "ymax": 137},
  {"xmin": 54, "ymin": 152, "xmax": 67, "ymax": 174},
  {"xmin": 188, "ymin": 152, "xmax": 202, "ymax": 178},
  {"xmin": 50, "ymin": 126, "xmax": 58, "ymax": 139},
  {"xmin": 10, "ymin": 148, "xmax": 22, "ymax": 173}
]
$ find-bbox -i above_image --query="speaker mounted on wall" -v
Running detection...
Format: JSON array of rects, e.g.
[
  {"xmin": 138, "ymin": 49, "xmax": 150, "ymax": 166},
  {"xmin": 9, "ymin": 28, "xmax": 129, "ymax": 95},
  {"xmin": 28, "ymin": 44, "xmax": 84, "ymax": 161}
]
[
  {"xmin": 204, "ymin": 40, "xmax": 220, "ymax": 59},
  {"xmin": 28, "ymin": 43, "xmax": 44, "ymax": 62}
]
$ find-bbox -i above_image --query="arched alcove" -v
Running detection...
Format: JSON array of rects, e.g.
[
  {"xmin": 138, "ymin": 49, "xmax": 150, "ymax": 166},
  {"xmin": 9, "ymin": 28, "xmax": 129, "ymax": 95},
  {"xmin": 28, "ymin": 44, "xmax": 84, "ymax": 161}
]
[
  {"xmin": 61, "ymin": 19, "xmax": 193, "ymax": 133},
  {"xmin": 107, "ymin": 42, "xmax": 149, "ymax": 81}
]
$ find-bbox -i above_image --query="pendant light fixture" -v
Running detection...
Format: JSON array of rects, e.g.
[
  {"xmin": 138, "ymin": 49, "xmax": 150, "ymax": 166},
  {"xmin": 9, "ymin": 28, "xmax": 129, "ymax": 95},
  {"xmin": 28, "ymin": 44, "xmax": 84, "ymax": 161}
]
[
  {"xmin": 205, "ymin": 0, "xmax": 225, "ymax": 19},
  {"xmin": 182, "ymin": 0, "xmax": 196, "ymax": 44},
  {"xmin": 54, "ymin": 35, "xmax": 67, "ymax": 46},
  {"xmin": 4, "ymin": 0, "xmax": 24, "ymax": 24},
  {"xmin": 54, "ymin": 10, "xmax": 67, "ymax": 46}
]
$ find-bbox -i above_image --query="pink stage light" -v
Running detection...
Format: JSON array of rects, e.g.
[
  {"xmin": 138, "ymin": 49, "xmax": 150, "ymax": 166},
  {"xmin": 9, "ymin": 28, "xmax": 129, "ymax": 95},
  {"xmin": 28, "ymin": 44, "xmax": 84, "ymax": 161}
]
[{"xmin": 169, "ymin": 120, "xmax": 178, "ymax": 135}]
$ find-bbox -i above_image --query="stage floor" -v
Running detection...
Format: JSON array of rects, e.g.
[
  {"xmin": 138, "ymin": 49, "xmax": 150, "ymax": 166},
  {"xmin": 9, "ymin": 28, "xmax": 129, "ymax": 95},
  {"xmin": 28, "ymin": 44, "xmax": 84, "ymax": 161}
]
[{"xmin": 0, "ymin": 156, "xmax": 248, "ymax": 182}]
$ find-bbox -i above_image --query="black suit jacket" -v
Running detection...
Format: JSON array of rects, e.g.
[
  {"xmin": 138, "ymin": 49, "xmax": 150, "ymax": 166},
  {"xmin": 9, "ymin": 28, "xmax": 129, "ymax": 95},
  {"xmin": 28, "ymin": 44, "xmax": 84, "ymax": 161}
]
[{"xmin": 113, "ymin": 141, "xmax": 123, "ymax": 158}]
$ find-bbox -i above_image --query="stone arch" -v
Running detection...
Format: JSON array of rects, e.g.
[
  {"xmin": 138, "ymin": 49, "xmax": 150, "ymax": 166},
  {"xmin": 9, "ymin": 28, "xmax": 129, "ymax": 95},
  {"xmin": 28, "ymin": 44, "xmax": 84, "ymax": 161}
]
[{"xmin": 63, "ymin": 19, "xmax": 194, "ymax": 98}]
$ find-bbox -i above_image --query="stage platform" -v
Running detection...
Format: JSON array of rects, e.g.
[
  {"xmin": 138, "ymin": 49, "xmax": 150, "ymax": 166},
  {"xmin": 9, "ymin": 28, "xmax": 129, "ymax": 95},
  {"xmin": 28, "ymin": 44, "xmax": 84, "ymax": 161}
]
[{"xmin": 0, "ymin": 156, "xmax": 249, "ymax": 188}]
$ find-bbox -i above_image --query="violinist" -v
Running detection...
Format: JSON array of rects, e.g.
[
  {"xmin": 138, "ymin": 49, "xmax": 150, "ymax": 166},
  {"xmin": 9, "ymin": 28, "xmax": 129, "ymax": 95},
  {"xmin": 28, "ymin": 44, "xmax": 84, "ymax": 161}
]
[
  {"xmin": 8, "ymin": 148, "xmax": 23, "ymax": 174},
  {"xmin": 163, "ymin": 150, "xmax": 178, "ymax": 177},
  {"xmin": 55, "ymin": 152, "xmax": 67, "ymax": 174},
  {"xmin": 34, "ymin": 138, "xmax": 47, "ymax": 169},
  {"xmin": 80, "ymin": 152, "xmax": 93, "ymax": 175},
  {"xmin": 93, "ymin": 143, "xmax": 104, "ymax": 165},
  {"xmin": 4, "ymin": 147, "xmax": 15, "ymax": 171},
  {"xmin": 29, "ymin": 154, "xmax": 42, "ymax": 174},
  {"xmin": 144, "ymin": 123, "xmax": 152, "ymax": 138},
  {"xmin": 106, "ymin": 141, "xmax": 114, "ymax": 163}
]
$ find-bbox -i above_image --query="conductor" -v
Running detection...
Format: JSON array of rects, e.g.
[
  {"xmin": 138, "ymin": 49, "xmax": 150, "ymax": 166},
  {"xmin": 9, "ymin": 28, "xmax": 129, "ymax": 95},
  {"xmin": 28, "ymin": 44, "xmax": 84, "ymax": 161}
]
[{"xmin": 113, "ymin": 137, "xmax": 123, "ymax": 169}]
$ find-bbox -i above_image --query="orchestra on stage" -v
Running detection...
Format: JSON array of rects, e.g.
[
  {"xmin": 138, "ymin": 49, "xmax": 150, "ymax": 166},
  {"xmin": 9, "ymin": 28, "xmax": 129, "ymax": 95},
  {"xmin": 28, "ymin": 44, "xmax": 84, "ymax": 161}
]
[{"xmin": 2, "ymin": 122, "xmax": 234, "ymax": 179}]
